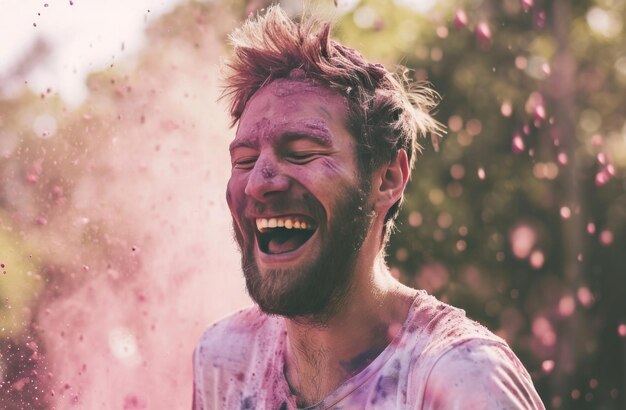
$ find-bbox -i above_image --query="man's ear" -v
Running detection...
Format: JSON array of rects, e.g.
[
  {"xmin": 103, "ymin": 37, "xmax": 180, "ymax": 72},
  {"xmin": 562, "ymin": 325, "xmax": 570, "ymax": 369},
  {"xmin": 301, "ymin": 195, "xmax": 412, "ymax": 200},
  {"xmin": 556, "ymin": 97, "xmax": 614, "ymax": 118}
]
[{"xmin": 373, "ymin": 149, "xmax": 410, "ymax": 213}]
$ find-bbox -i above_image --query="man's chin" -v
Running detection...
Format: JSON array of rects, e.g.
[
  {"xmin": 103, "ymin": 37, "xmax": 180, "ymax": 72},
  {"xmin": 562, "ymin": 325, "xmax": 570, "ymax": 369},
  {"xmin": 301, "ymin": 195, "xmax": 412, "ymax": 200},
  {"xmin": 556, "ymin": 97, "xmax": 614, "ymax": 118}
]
[
  {"xmin": 243, "ymin": 258, "xmax": 333, "ymax": 318},
  {"xmin": 238, "ymin": 182, "xmax": 371, "ymax": 320}
]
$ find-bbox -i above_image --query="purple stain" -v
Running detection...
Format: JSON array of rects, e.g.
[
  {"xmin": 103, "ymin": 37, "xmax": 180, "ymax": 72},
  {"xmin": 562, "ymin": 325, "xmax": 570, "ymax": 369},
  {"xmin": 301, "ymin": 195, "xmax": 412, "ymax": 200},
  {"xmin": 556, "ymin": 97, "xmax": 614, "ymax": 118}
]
[
  {"xmin": 371, "ymin": 373, "xmax": 399, "ymax": 404},
  {"xmin": 123, "ymin": 394, "xmax": 146, "ymax": 409},
  {"xmin": 240, "ymin": 395, "xmax": 256, "ymax": 409},
  {"xmin": 340, "ymin": 346, "xmax": 382, "ymax": 375}
]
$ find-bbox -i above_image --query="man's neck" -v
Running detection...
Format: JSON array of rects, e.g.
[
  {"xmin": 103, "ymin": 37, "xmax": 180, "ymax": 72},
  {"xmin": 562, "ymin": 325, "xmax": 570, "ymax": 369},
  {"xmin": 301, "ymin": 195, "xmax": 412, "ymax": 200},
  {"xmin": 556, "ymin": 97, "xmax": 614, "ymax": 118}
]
[{"xmin": 282, "ymin": 259, "xmax": 417, "ymax": 406}]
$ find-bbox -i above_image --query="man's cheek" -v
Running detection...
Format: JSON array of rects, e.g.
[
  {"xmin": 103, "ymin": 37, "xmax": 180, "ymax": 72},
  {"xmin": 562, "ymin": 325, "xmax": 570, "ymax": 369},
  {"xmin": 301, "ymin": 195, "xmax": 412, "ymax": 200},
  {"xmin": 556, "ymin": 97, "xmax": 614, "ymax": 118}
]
[
  {"xmin": 226, "ymin": 180, "xmax": 244, "ymax": 212},
  {"xmin": 225, "ymin": 185, "xmax": 234, "ymax": 210},
  {"xmin": 226, "ymin": 182, "xmax": 249, "ymax": 231}
]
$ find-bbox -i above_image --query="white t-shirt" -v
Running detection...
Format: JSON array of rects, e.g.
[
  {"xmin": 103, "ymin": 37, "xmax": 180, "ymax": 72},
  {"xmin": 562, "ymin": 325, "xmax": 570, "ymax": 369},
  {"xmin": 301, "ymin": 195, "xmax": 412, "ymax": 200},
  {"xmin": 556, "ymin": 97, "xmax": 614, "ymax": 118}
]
[{"xmin": 193, "ymin": 291, "xmax": 545, "ymax": 409}]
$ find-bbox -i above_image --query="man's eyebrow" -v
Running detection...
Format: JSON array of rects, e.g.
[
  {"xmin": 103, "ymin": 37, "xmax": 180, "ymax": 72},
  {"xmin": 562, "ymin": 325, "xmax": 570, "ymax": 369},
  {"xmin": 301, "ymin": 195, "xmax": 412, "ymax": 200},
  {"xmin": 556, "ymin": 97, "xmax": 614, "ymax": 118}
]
[
  {"xmin": 229, "ymin": 139, "xmax": 257, "ymax": 152},
  {"xmin": 281, "ymin": 120, "xmax": 333, "ymax": 147},
  {"xmin": 281, "ymin": 132, "xmax": 332, "ymax": 148},
  {"xmin": 229, "ymin": 120, "xmax": 334, "ymax": 152}
]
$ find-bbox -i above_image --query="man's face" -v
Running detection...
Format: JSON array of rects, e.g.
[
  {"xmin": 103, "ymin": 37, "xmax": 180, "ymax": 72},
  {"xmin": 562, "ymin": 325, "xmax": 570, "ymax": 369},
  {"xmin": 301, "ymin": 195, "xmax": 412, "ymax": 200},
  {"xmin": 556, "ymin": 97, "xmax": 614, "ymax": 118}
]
[{"xmin": 226, "ymin": 78, "xmax": 374, "ymax": 319}]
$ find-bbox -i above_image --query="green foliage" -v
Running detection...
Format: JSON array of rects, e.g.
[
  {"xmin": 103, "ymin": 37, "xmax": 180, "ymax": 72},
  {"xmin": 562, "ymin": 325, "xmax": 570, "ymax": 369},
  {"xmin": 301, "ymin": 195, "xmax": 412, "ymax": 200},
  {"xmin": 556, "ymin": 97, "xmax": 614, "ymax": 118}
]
[
  {"xmin": 333, "ymin": 0, "xmax": 625, "ymax": 408},
  {"xmin": 0, "ymin": 224, "xmax": 41, "ymax": 339}
]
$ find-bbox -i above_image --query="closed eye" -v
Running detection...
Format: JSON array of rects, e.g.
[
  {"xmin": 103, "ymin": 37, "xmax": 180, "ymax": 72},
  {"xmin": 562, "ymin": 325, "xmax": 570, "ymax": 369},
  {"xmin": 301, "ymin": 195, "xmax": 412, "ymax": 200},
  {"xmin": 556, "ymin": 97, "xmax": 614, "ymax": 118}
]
[
  {"xmin": 287, "ymin": 152, "xmax": 322, "ymax": 164},
  {"xmin": 232, "ymin": 157, "xmax": 258, "ymax": 170}
]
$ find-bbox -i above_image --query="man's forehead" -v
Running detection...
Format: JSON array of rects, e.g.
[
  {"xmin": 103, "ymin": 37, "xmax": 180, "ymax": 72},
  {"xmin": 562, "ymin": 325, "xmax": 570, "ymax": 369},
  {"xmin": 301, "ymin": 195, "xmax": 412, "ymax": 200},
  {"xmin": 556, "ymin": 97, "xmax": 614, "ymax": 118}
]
[
  {"xmin": 233, "ymin": 78, "xmax": 348, "ymax": 146},
  {"xmin": 263, "ymin": 77, "xmax": 328, "ymax": 98},
  {"xmin": 245, "ymin": 77, "xmax": 346, "ymax": 110}
]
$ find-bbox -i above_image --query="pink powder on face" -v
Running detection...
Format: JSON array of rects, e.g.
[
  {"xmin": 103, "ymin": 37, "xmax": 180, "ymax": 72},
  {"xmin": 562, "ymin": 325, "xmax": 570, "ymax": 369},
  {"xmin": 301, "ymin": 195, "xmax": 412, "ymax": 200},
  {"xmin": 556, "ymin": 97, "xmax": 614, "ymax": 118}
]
[
  {"xmin": 269, "ymin": 79, "xmax": 325, "ymax": 98},
  {"xmin": 261, "ymin": 78, "xmax": 351, "ymax": 114},
  {"xmin": 232, "ymin": 80, "xmax": 354, "ymax": 166}
]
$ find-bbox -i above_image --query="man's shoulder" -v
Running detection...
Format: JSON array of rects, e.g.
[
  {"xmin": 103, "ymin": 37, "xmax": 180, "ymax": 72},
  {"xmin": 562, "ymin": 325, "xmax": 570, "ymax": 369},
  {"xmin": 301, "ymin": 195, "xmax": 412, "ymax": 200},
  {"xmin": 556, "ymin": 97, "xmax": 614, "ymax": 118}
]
[
  {"xmin": 405, "ymin": 292, "xmax": 506, "ymax": 359},
  {"xmin": 196, "ymin": 305, "xmax": 280, "ymax": 355},
  {"xmin": 419, "ymin": 338, "xmax": 545, "ymax": 409},
  {"xmin": 193, "ymin": 306, "xmax": 284, "ymax": 386},
  {"xmin": 402, "ymin": 293, "xmax": 544, "ymax": 408},
  {"xmin": 193, "ymin": 307, "xmax": 290, "ymax": 409}
]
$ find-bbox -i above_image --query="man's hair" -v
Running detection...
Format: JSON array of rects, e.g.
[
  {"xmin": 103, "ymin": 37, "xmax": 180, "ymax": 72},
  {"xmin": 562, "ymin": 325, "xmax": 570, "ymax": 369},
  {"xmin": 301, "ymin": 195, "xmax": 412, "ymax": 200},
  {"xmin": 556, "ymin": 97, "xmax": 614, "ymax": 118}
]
[{"xmin": 222, "ymin": 5, "xmax": 444, "ymax": 242}]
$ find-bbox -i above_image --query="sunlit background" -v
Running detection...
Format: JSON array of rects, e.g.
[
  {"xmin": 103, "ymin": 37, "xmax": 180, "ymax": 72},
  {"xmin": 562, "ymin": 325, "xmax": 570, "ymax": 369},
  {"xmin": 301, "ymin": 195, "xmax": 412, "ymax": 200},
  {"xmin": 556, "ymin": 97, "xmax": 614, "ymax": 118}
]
[{"xmin": 1, "ymin": 0, "xmax": 624, "ymax": 409}]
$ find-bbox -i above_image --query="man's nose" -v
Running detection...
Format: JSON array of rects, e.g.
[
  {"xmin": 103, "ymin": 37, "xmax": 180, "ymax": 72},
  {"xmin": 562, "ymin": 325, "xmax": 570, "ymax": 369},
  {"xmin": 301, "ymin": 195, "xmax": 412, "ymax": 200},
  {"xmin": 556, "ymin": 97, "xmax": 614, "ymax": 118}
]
[{"xmin": 244, "ymin": 157, "xmax": 290, "ymax": 201}]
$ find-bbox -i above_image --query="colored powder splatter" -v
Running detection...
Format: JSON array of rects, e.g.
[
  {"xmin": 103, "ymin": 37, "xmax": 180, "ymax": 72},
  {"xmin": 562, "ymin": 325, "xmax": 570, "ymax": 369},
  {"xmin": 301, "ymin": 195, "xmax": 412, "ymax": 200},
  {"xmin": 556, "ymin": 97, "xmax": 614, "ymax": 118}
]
[{"xmin": 1, "ymin": 4, "xmax": 250, "ymax": 409}]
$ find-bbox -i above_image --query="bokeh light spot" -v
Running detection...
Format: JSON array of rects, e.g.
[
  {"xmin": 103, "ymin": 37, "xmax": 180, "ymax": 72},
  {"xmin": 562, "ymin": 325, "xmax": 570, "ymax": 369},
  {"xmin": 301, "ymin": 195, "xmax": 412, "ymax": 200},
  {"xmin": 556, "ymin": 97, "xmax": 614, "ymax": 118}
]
[
  {"xmin": 453, "ymin": 9, "xmax": 468, "ymax": 30},
  {"xmin": 529, "ymin": 250, "xmax": 544, "ymax": 269},
  {"xmin": 33, "ymin": 114, "xmax": 57, "ymax": 138},
  {"xmin": 428, "ymin": 188, "xmax": 445, "ymax": 205},
  {"xmin": 587, "ymin": 222, "xmax": 596, "ymax": 235},
  {"xmin": 586, "ymin": 7, "xmax": 622, "ymax": 38},
  {"xmin": 577, "ymin": 287, "xmax": 594, "ymax": 307},
  {"xmin": 542, "ymin": 359, "xmax": 555, "ymax": 374},
  {"xmin": 437, "ymin": 212, "xmax": 453, "ymax": 229},
  {"xmin": 450, "ymin": 164, "xmax": 465, "ymax": 179},
  {"xmin": 510, "ymin": 223, "xmax": 537, "ymax": 259},
  {"xmin": 558, "ymin": 295, "xmax": 575, "ymax": 317},
  {"xmin": 599, "ymin": 230, "xmax": 613, "ymax": 246},
  {"xmin": 466, "ymin": 119, "xmax": 482, "ymax": 136},
  {"xmin": 533, "ymin": 316, "xmax": 556, "ymax": 346},
  {"xmin": 408, "ymin": 211, "xmax": 423, "ymax": 227},
  {"xmin": 448, "ymin": 115, "xmax": 463, "ymax": 132},
  {"xmin": 501, "ymin": 101, "xmax": 513, "ymax": 117},
  {"xmin": 353, "ymin": 6, "xmax": 377, "ymax": 29},
  {"xmin": 108, "ymin": 327, "xmax": 140, "ymax": 367},
  {"xmin": 512, "ymin": 133, "xmax": 525, "ymax": 154}
]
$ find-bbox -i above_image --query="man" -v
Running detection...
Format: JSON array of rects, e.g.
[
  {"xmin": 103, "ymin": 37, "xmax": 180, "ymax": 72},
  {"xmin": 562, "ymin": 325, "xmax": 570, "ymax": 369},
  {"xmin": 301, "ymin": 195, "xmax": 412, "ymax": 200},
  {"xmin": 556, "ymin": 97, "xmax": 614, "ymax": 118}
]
[{"xmin": 194, "ymin": 5, "xmax": 545, "ymax": 409}]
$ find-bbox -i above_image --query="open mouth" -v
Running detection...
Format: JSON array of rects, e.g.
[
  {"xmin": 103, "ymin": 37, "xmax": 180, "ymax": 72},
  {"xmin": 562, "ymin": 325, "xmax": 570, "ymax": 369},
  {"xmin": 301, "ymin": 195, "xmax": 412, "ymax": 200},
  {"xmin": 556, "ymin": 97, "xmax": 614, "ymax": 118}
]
[{"xmin": 255, "ymin": 216, "xmax": 317, "ymax": 255}]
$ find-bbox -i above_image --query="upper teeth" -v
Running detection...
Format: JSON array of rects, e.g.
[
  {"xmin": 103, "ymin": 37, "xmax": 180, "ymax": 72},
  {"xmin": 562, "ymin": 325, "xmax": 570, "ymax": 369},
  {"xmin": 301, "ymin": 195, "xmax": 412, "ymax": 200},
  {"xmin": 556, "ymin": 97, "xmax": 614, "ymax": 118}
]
[{"xmin": 256, "ymin": 217, "xmax": 314, "ymax": 232}]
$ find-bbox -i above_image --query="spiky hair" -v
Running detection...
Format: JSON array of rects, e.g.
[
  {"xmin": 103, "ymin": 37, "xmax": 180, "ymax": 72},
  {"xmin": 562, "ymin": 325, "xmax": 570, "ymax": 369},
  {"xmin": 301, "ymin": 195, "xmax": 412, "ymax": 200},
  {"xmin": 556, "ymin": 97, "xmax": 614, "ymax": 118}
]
[{"xmin": 222, "ymin": 5, "xmax": 444, "ymax": 240}]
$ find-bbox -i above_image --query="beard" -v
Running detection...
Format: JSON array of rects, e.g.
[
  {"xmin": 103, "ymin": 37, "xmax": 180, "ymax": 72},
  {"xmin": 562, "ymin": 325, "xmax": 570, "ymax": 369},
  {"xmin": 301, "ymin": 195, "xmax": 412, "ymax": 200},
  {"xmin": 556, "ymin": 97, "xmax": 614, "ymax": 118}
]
[{"xmin": 232, "ymin": 182, "xmax": 373, "ymax": 323}]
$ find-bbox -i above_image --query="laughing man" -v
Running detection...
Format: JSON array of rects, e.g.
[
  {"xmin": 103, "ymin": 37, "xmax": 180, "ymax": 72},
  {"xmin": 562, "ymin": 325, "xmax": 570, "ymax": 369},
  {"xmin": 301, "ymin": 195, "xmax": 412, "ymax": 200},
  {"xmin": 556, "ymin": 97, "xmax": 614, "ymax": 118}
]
[{"xmin": 193, "ymin": 6, "xmax": 545, "ymax": 409}]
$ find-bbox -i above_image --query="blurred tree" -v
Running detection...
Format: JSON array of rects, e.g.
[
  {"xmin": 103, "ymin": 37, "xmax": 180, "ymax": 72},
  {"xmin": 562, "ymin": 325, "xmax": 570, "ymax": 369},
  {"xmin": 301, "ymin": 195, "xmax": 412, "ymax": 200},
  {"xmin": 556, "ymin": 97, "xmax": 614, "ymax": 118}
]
[{"xmin": 327, "ymin": 0, "xmax": 626, "ymax": 408}]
